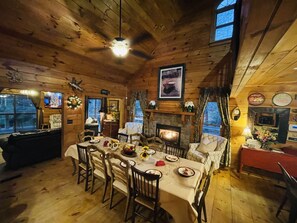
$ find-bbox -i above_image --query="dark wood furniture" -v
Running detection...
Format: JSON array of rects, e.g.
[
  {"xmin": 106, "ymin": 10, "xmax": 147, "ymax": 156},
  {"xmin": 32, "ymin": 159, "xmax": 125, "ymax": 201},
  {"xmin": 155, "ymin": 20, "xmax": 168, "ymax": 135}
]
[
  {"xmin": 165, "ymin": 144, "xmax": 186, "ymax": 158},
  {"xmin": 76, "ymin": 144, "xmax": 91, "ymax": 191},
  {"xmin": 238, "ymin": 146, "xmax": 297, "ymax": 177},
  {"xmin": 102, "ymin": 120, "xmax": 119, "ymax": 138}
]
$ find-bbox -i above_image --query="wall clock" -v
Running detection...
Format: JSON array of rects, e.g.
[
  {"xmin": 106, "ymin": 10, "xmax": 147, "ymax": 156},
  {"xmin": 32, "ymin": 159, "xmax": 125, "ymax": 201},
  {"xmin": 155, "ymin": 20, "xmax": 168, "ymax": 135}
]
[
  {"xmin": 272, "ymin": 93, "xmax": 292, "ymax": 107},
  {"xmin": 248, "ymin": 93, "xmax": 265, "ymax": 106}
]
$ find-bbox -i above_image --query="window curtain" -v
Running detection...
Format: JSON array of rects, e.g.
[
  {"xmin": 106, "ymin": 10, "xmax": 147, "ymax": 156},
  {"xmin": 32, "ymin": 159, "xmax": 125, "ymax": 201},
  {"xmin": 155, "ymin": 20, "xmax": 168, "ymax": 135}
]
[
  {"xmin": 137, "ymin": 90, "xmax": 147, "ymax": 134},
  {"xmin": 29, "ymin": 92, "xmax": 42, "ymax": 129},
  {"xmin": 128, "ymin": 92, "xmax": 137, "ymax": 121},
  {"xmin": 215, "ymin": 88, "xmax": 231, "ymax": 167},
  {"xmin": 194, "ymin": 88, "xmax": 211, "ymax": 142}
]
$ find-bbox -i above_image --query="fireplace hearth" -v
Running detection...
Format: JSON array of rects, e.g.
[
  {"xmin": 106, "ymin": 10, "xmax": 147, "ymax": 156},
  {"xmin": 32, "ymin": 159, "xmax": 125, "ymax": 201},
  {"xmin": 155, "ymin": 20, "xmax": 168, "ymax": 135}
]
[{"xmin": 156, "ymin": 124, "xmax": 181, "ymax": 146}]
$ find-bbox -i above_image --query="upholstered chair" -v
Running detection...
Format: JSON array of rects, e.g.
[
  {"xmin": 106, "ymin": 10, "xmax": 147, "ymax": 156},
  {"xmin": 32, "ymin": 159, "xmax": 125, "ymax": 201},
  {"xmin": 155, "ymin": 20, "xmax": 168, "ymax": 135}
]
[
  {"xmin": 187, "ymin": 133, "xmax": 227, "ymax": 173},
  {"xmin": 118, "ymin": 122, "xmax": 143, "ymax": 142}
]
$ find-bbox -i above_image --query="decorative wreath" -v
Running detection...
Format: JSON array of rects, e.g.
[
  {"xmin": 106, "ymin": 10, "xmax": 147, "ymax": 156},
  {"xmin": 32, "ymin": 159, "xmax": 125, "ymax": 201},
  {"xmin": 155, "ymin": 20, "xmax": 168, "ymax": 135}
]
[{"xmin": 67, "ymin": 95, "xmax": 82, "ymax": 110}]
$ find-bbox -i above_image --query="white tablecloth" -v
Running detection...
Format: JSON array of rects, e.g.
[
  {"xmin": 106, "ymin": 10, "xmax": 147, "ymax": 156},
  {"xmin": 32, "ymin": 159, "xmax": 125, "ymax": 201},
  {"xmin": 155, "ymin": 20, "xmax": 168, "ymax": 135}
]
[{"xmin": 65, "ymin": 138, "xmax": 203, "ymax": 223}]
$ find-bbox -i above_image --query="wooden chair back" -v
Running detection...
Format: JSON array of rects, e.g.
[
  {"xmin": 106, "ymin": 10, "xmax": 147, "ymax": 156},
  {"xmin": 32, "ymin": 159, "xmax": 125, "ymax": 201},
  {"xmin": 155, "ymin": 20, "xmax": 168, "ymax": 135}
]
[
  {"xmin": 77, "ymin": 144, "xmax": 89, "ymax": 167},
  {"xmin": 131, "ymin": 166, "xmax": 160, "ymax": 203},
  {"xmin": 147, "ymin": 136, "xmax": 165, "ymax": 152},
  {"xmin": 88, "ymin": 145, "xmax": 108, "ymax": 179},
  {"xmin": 165, "ymin": 144, "xmax": 186, "ymax": 158},
  {"xmin": 78, "ymin": 129, "xmax": 95, "ymax": 142},
  {"xmin": 130, "ymin": 133, "xmax": 147, "ymax": 146},
  {"xmin": 107, "ymin": 153, "xmax": 130, "ymax": 192},
  {"xmin": 117, "ymin": 133, "xmax": 129, "ymax": 142}
]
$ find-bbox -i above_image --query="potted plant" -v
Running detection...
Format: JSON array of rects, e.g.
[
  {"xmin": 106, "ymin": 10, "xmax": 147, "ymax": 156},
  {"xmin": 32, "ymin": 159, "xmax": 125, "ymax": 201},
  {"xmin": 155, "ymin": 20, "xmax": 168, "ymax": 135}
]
[
  {"xmin": 184, "ymin": 101, "xmax": 194, "ymax": 112},
  {"xmin": 148, "ymin": 100, "xmax": 157, "ymax": 109}
]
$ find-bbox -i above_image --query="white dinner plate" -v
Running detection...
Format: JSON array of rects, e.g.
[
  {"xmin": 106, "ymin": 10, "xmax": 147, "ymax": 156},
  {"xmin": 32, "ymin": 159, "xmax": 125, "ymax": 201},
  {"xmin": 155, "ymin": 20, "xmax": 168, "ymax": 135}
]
[
  {"xmin": 89, "ymin": 139, "xmax": 99, "ymax": 144},
  {"xmin": 165, "ymin": 155, "xmax": 179, "ymax": 162},
  {"xmin": 147, "ymin": 149, "xmax": 156, "ymax": 155},
  {"xmin": 120, "ymin": 160, "xmax": 136, "ymax": 168},
  {"xmin": 177, "ymin": 167, "xmax": 195, "ymax": 177},
  {"xmin": 145, "ymin": 169, "xmax": 163, "ymax": 178}
]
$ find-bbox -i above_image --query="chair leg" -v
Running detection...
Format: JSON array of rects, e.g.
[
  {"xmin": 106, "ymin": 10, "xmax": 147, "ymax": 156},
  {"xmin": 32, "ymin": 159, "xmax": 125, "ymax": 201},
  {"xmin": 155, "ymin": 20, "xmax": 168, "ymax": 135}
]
[
  {"xmin": 85, "ymin": 169, "xmax": 89, "ymax": 191},
  {"xmin": 109, "ymin": 186, "xmax": 114, "ymax": 209},
  {"xmin": 124, "ymin": 195, "xmax": 131, "ymax": 221},
  {"xmin": 288, "ymin": 201, "xmax": 297, "ymax": 223},
  {"xmin": 132, "ymin": 199, "xmax": 136, "ymax": 223},
  {"xmin": 91, "ymin": 174, "xmax": 95, "ymax": 194},
  {"xmin": 77, "ymin": 167, "xmax": 81, "ymax": 184},
  {"xmin": 202, "ymin": 203, "xmax": 207, "ymax": 222},
  {"xmin": 102, "ymin": 180, "xmax": 109, "ymax": 203},
  {"xmin": 153, "ymin": 205, "xmax": 158, "ymax": 223},
  {"xmin": 198, "ymin": 206, "xmax": 202, "ymax": 223},
  {"xmin": 276, "ymin": 195, "xmax": 287, "ymax": 217}
]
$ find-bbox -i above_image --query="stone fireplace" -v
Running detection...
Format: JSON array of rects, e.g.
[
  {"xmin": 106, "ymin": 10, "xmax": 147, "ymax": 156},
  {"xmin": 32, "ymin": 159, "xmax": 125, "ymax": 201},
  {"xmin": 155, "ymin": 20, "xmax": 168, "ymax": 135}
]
[
  {"xmin": 144, "ymin": 113, "xmax": 192, "ymax": 148},
  {"xmin": 156, "ymin": 124, "xmax": 181, "ymax": 146}
]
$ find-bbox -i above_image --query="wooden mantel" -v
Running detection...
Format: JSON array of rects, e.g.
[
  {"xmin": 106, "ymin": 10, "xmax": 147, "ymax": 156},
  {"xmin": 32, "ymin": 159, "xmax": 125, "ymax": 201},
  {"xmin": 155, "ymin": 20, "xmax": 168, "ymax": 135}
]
[{"xmin": 145, "ymin": 109, "xmax": 195, "ymax": 124}]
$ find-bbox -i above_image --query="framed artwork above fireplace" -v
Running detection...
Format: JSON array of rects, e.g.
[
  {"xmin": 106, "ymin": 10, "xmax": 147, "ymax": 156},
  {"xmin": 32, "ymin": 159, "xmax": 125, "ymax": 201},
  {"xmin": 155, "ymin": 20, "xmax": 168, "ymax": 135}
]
[{"xmin": 158, "ymin": 64, "xmax": 185, "ymax": 100}]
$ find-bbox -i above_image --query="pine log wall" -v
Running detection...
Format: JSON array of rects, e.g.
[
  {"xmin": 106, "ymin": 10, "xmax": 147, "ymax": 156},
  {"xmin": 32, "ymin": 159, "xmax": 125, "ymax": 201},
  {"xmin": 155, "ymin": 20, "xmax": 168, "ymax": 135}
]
[{"xmin": 0, "ymin": 59, "xmax": 127, "ymax": 156}]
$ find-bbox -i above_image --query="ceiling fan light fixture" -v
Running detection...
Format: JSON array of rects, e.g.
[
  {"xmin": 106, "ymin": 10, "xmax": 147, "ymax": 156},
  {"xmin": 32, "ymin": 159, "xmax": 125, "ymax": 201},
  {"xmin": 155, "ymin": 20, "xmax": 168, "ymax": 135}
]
[{"xmin": 111, "ymin": 37, "xmax": 130, "ymax": 57}]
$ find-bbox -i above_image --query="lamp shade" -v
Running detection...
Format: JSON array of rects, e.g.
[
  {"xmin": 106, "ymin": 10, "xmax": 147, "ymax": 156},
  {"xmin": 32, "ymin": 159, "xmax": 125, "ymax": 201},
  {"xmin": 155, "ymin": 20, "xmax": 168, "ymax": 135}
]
[
  {"xmin": 242, "ymin": 127, "xmax": 252, "ymax": 137},
  {"xmin": 111, "ymin": 38, "xmax": 130, "ymax": 57}
]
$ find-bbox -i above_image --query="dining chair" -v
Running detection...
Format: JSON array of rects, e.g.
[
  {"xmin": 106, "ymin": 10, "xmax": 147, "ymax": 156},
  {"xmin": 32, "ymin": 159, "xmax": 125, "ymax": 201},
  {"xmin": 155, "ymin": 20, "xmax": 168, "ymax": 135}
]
[
  {"xmin": 131, "ymin": 165, "xmax": 160, "ymax": 223},
  {"xmin": 76, "ymin": 144, "xmax": 91, "ymax": 191},
  {"xmin": 88, "ymin": 145, "xmax": 110, "ymax": 203},
  {"xmin": 147, "ymin": 136, "xmax": 165, "ymax": 152},
  {"xmin": 193, "ymin": 161, "xmax": 215, "ymax": 223},
  {"xmin": 78, "ymin": 129, "xmax": 95, "ymax": 142},
  {"xmin": 107, "ymin": 153, "xmax": 131, "ymax": 221},
  {"xmin": 276, "ymin": 162, "xmax": 297, "ymax": 223},
  {"xmin": 130, "ymin": 133, "xmax": 147, "ymax": 146},
  {"xmin": 117, "ymin": 133, "xmax": 129, "ymax": 143},
  {"xmin": 165, "ymin": 144, "xmax": 186, "ymax": 158}
]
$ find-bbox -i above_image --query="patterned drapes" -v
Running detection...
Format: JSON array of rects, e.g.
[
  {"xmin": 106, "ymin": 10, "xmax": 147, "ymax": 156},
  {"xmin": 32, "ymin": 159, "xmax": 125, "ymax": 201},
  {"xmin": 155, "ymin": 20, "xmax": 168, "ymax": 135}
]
[
  {"xmin": 129, "ymin": 90, "xmax": 147, "ymax": 133},
  {"xmin": 29, "ymin": 91, "xmax": 42, "ymax": 128},
  {"xmin": 215, "ymin": 88, "xmax": 231, "ymax": 167},
  {"xmin": 194, "ymin": 88, "xmax": 211, "ymax": 142},
  {"xmin": 194, "ymin": 87, "xmax": 231, "ymax": 167}
]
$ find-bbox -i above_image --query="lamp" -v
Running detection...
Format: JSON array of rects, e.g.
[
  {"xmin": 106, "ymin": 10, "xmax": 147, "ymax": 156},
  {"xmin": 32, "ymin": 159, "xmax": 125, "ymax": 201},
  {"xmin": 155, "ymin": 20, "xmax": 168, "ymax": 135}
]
[
  {"xmin": 110, "ymin": 0, "xmax": 130, "ymax": 57},
  {"xmin": 242, "ymin": 127, "xmax": 252, "ymax": 141}
]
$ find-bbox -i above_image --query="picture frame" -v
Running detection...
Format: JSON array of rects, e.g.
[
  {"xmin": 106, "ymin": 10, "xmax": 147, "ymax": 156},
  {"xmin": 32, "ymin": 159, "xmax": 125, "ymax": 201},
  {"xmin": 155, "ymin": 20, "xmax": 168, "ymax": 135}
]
[
  {"xmin": 108, "ymin": 100, "xmax": 119, "ymax": 112},
  {"xmin": 272, "ymin": 92, "xmax": 292, "ymax": 107},
  {"xmin": 158, "ymin": 64, "xmax": 185, "ymax": 100},
  {"xmin": 248, "ymin": 93, "xmax": 265, "ymax": 106}
]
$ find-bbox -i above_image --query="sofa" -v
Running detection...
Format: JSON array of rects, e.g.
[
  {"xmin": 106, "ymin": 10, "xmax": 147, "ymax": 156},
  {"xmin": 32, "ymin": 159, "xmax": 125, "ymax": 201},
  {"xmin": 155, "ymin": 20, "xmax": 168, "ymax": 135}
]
[
  {"xmin": 0, "ymin": 129, "xmax": 61, "ymax": 169},
  {"xmin": 187, "ymin": 133, "xmax": 228, "ymax": 173}
]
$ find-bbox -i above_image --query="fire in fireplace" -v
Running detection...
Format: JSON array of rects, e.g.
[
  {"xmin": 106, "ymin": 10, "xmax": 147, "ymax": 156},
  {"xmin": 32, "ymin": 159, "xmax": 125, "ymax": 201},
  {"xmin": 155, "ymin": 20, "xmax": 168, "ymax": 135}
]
[{"xmin": 156, "ymin": 124, "xmax": 181, "ymax": 146}]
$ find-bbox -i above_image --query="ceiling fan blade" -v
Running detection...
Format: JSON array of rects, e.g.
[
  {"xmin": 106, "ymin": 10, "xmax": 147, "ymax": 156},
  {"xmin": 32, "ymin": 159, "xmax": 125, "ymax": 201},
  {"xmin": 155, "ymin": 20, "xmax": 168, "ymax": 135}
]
[
  {"xmin": 131, "ymin": 33, "xmax": 152, "ymax": 46},
  {"xmin": 130, "ymin": 49, "xmax": 153, "ymax": 60},
  {"xmin": 86, "ymin": 47, "xmax": 110, "ymax": 52}
]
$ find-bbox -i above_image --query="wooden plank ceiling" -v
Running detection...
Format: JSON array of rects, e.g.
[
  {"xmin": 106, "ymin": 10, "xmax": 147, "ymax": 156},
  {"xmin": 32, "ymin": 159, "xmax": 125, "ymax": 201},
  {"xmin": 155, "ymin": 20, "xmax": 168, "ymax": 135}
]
[
  {"xmin": 0, "ymin": 0, "xmax": 204, "ymax": 84},
  {"xmin": 231, "ymin": 0, "xmax": 297, "ymax": 97}
]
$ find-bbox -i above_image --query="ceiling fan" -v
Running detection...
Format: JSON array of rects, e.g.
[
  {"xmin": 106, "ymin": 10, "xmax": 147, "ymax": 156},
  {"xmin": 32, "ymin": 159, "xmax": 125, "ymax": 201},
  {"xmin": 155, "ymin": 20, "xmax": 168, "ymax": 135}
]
[{"xmin": 87, "ymin": 0, "xmax": 153, "ymax": 60}]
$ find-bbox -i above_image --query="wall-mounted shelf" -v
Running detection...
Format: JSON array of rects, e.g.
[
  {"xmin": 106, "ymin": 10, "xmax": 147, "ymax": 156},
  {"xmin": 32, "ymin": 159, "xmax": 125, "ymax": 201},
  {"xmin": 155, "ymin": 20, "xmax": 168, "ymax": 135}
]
[{"xmin": 145, "ymin": 109, "xmax": 195, "ymax": 124}]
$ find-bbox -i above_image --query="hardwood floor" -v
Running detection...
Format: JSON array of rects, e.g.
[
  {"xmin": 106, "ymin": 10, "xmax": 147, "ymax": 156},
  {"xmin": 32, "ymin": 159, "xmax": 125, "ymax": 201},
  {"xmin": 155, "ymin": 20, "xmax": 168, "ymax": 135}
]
[{"xmin": 0, "ymin": 158, "xmax": 290, "ymax": 223}]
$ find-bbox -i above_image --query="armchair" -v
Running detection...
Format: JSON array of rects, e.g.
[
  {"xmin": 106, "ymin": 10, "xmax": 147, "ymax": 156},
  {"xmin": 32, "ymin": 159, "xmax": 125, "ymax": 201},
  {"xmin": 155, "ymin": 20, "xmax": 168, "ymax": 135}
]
[
  {"xmin": 118, "ymin": 122, "xmax": 143, "ymax": 142},
  {"xmin": 187, "ymin": 133, "xmax": 227, "ymax": 173}
]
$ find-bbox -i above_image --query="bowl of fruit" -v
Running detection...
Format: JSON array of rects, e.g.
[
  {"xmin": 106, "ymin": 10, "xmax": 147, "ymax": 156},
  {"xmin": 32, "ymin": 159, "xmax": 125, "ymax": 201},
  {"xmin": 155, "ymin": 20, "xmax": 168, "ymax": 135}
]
[{"xmin": 123, "ymin": 144, "xmax": 136, "ymax": 155}]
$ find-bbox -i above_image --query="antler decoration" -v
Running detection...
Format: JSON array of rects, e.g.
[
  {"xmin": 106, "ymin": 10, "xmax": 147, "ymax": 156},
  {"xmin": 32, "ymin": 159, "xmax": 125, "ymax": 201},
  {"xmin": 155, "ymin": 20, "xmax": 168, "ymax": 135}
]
[
  {"xmin": 6, "ymin": 70, "xmax": 23, "ymax": 83},
  {"xmin": 68, "ymin": 77, "xmax": 83, "ymax": 92}
]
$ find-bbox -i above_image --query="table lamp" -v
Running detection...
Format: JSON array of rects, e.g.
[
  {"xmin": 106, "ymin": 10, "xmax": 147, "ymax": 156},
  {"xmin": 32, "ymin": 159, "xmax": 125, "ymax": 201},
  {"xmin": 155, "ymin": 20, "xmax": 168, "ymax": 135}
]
[{"xmin": 242, "ymin": 127, "xmax": 252, "ymax": 141}]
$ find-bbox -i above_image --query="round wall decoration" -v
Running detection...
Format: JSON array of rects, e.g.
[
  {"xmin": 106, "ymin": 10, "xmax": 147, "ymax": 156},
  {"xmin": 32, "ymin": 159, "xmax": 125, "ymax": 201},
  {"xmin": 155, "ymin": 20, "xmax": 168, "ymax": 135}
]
[
  {"xmin": 272, "ymin": 93, "xmax": 292, "ymax": 107},
  {"xmin": 67, "ymin": 95, "xmax": 82, "ymax": 110},
  {"xmin": 248, "ymin": 93, "xmax": 265, "ymax": 106}
]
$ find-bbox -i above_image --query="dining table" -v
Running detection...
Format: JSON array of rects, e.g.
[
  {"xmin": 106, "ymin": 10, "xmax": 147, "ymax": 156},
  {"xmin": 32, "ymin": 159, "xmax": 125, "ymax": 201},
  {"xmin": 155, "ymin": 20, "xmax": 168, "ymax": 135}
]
[{"xmin": 65, "ymin": 137, "xmax": 205, "ymax": 223}]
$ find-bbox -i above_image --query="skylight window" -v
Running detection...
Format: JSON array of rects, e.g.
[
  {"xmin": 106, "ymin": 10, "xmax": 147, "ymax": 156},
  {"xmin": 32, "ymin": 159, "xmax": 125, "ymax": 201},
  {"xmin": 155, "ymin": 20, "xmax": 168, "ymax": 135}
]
[{"xmin": 214, "ymin": 0, "xmax": 237, "ymax": 42}]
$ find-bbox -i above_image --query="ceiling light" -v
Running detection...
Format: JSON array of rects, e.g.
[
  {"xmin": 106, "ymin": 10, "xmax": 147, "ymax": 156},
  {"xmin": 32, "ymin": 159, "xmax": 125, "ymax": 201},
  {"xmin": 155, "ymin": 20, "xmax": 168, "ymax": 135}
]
[
  {"xmin": 111, "ymin": 37, "xmax": 130, "ymax": 57},
  {"xmin": 110, "ymin": 0, "xmax": 130, "ymax": 57},
  {"xmin": 20, "ymin": 90, "xmax": 38, "ymax": 96}
]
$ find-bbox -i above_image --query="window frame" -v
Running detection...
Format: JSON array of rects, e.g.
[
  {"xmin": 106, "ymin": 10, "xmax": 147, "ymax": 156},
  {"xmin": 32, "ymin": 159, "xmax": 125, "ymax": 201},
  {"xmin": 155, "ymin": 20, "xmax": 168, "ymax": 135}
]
[
  {"xmin": 210, "ymin": 0, "xmax": 237, "ymax": 43},
  {"xmin": 0, "ymin": 94, "xmax": 37, "ymax": 134},
  {"xmin": 133, "ymin": 100, "xmax": 144, "ymax": 124},
  {"xmin": 201, "ymin": 101, "xmax": 222, "ymax": 136}
]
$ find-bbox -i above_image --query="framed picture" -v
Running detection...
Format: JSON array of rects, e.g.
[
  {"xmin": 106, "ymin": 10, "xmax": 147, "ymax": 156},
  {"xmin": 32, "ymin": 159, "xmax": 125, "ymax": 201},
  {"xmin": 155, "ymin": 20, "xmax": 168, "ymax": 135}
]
[
  {"xmin": 272, "ymin": 93, "xmax": 292, "ymax": 107},
  {"xmin": 108, "ymin": 100, "xmax": 119, "ymax": 112},
  {"xmin": 248, "ymin": 93, "xmax": 265, "ymax": 106},
  {"xmin": 158, "ymin": 64, "xmax": 185, "ymax": 100}
]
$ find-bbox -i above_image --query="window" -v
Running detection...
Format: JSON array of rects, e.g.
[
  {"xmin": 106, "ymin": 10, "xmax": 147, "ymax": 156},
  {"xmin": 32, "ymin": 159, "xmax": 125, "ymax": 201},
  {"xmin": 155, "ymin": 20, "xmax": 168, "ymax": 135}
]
[
  {"xmin": 133, "ymin": 100, "xmax": 143, "ymax": 123},
  {"xmin": 87, "ymin": 98, "xmax": 102, "ymax": 132},
  {"xmin": 202, "ymin": 102, "xmax": 221, "ymax": 136},
  {"xmin": 0, "ymin": 94, "xmax": 37, "ymax": 134},
  {"xmin": 214, "ymin": 0, "xmax": 237, "ymax": 41}
]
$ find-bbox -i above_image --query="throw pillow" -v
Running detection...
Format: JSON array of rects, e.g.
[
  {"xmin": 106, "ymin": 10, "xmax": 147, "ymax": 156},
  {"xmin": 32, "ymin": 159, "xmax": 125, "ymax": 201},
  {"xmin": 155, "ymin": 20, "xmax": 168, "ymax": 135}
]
[{"xmin": 196, "ymin": 135, "xmax": 217, "ymax": 153}]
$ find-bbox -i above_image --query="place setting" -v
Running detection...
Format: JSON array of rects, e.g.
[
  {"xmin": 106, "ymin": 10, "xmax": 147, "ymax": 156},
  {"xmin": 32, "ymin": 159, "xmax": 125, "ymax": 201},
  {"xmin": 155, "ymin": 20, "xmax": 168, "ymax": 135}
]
[
  {"xmin": 145, "ymin": 169, "xmax": 163, "ymax": 178},
  {"xmin": 120, "ymin": 160, "xmax": 136, "ymax": 168},
  {"xmin": 177, "ymin": 166, "xmax": 195, "ymax": 177}
]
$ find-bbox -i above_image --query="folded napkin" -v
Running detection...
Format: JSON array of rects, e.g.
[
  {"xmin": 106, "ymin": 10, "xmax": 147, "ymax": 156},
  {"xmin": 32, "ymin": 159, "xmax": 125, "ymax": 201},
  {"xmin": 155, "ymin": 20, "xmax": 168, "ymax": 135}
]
[{"xmin": 155, "ymin": 160, "xmax": 165, "ymax": 166}]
